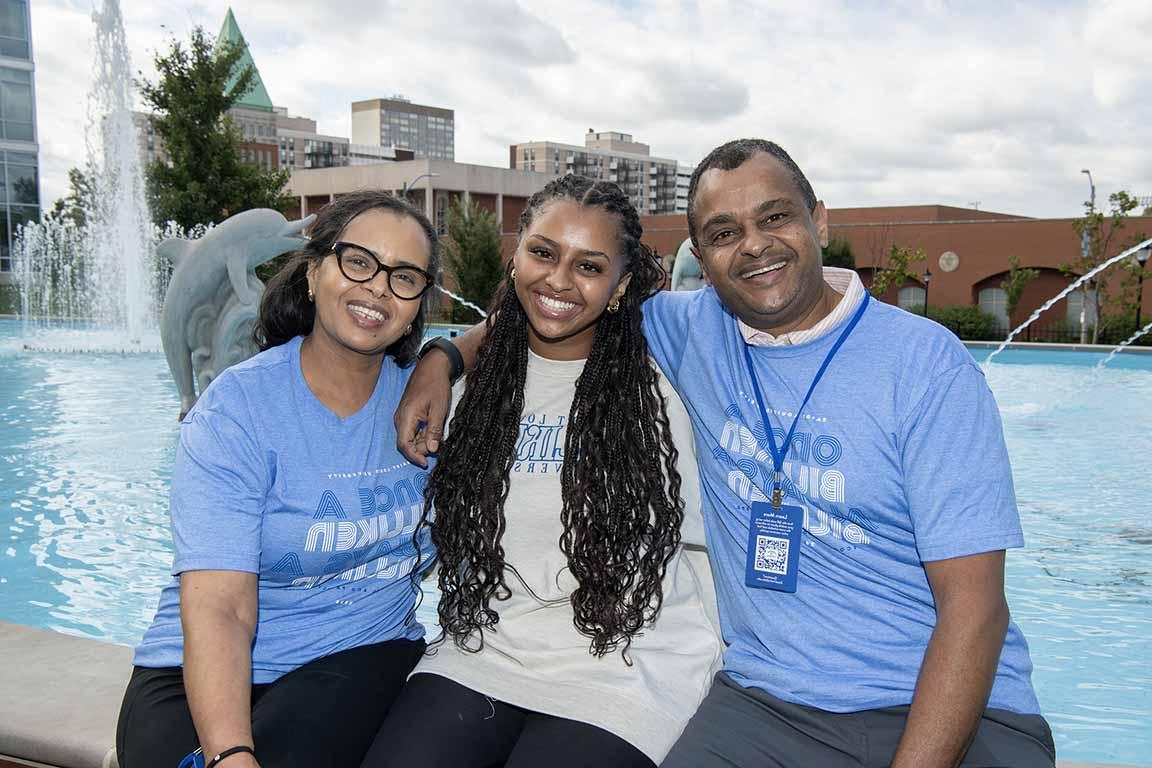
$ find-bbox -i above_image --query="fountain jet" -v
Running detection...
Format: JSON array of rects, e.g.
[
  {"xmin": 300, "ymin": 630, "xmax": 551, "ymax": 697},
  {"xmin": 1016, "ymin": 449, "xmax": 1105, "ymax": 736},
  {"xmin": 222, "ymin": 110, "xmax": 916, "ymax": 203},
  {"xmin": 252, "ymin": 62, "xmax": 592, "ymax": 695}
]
[
  {"xmin": 14, "ymin": 0, "xmax": 158, "ymax": 346},
  {"xmin": 984, "ymin": 237, "xmax": 1152, "ymax": 367}
]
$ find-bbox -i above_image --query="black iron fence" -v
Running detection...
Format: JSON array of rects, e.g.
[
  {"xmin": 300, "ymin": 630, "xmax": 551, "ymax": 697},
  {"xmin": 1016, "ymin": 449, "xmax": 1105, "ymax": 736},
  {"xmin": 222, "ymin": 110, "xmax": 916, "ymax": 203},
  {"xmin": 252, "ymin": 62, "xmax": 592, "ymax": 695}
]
[
  {"xmin": 989, "ymin": 321, "xmax": 1151, "ymax": 345},
  {"xmin": 910, "ymin": 302, "xmax": 1151, "ymax": 346}
]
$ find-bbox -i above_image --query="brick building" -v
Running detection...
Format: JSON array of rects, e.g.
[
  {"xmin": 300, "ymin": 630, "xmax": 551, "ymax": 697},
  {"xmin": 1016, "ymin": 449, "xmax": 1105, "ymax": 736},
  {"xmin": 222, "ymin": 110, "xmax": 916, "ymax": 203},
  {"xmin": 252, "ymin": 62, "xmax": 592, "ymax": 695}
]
[{"xmin": 640, "ymin": 206, "xmax": 1152, "ymax": 337}]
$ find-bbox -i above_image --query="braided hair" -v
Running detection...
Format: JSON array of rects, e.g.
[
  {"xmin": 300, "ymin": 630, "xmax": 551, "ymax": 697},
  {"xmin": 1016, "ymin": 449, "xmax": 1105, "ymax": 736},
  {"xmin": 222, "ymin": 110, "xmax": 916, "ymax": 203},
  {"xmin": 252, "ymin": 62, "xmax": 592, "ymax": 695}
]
[{"xmin": 419, "ymin": 175, "xmax": 684, "ymax": 660}]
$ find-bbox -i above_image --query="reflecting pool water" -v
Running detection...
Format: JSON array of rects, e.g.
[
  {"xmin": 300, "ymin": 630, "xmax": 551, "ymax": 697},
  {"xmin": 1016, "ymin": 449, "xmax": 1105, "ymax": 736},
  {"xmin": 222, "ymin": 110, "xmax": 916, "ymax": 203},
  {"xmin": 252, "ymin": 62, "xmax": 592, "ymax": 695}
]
[{"xmin": 1, "ymin": 321, "xmax": 1149, "ymax": 765}]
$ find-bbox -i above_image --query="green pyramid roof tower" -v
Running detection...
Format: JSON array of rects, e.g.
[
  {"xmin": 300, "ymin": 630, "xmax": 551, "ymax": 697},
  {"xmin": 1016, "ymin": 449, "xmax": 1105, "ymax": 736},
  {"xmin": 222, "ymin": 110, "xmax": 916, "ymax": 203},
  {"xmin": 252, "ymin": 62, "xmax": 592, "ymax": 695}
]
[{"xmin": 217, "ymin": 8, "xmax": 274, "ymax": 112}]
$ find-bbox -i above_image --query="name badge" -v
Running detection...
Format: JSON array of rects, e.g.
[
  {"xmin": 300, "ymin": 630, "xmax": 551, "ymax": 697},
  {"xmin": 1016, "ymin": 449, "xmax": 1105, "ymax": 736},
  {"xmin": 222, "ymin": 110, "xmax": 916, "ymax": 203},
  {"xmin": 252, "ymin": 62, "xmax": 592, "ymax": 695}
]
[
  {"xmin": 744, "ymin": 502, "xmax": 803, "ymax": 593},
  {"xmin": 179, "ymin": 749, "xmax": 205, "ymax": 768}
]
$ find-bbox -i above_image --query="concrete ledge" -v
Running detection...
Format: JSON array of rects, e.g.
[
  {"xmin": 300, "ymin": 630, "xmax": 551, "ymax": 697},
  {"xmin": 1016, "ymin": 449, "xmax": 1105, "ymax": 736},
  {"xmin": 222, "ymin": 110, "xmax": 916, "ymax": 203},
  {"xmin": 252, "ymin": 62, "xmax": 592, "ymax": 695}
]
[
  {"xmin": 0, "ymin": 622, "xmax": 1145, "ymax": 768},
  {"xmin": 0, "ymin": 622, "xmax": 128, "ymax": 768},
  {"xmin": 964, "ymin": 339, "xmax": 1152, "ymax": 354}
]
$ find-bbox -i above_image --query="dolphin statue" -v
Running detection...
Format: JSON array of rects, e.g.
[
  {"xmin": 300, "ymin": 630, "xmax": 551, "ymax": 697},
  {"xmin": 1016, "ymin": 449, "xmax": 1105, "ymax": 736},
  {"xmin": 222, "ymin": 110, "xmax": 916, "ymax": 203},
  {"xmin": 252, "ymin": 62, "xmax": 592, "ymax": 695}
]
[
  {"xmin": 159, "ymin": 209, "xmax": 315, "ymax": 419},
  {"xmin": 671, "ymin": 237, "xmax": 704, "ymax": 291}
]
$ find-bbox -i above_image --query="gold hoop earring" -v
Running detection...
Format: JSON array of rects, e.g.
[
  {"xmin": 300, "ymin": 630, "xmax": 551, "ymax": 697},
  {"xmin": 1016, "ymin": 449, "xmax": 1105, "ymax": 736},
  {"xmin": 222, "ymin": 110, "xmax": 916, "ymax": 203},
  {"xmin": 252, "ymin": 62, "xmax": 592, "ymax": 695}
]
[
  {"xmin": 607, "ymin": 299, "xmax": 621, "ymax": 313},
  {"xmin": 307, "ymin": 287, "xmax": 315, "ymax": 302},
  {"xmin": 509, "ymin": 267, "xmax": 517, "ymax": 283}
]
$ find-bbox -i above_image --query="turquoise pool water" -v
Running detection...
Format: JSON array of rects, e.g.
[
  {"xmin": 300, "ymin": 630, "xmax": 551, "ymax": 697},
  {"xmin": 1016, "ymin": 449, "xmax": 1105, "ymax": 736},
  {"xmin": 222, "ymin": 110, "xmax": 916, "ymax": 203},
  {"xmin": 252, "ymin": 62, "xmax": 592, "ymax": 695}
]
[{"xmin": 1, "ymin": 318, "xmax": 1149, "ymax": 764}]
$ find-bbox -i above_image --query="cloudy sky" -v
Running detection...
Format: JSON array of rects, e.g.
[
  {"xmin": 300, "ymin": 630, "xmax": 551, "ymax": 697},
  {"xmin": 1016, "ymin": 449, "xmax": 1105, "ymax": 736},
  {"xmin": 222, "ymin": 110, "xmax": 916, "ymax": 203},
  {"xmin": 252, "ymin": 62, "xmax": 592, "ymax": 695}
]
[{"xmin": 32, "ymin": 0, "xmax": 1152, "ymax": 218}]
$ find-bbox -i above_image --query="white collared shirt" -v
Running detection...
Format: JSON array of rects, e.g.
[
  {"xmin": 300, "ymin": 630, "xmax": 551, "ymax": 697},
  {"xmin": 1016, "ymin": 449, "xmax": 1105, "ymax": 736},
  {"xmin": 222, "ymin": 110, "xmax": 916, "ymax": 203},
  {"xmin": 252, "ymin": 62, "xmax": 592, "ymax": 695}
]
[{"xmin": 738, "ymin": 267, "xmax": 866, "ymax": 346}]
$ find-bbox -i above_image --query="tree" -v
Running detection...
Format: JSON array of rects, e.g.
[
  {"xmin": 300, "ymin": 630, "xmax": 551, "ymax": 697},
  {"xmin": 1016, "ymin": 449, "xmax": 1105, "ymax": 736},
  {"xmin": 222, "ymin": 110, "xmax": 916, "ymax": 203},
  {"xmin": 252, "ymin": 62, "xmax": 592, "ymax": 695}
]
[
  {"xmin": 869, "ymin": 244, "xmax": 925, "ymax": 299},
  {"xmin": 1065, "ymin": 190, "xmax": 1140, "ymax": 343},
  {"xmin": 444, "ymin": 198, "xmax": 505, "ymax": 323},
  {"xmin": 138, "ymin": 27, "xmax": 290, "ymax": 229},
  {"xmin": 821, "ymin": 236, "xmax": 855, "ymax": 269},
  {"xmin": 1000, "ymin": 255, "xmax": 1040, "ymax": 321},
  {"xmin": 44, "ymin": 167, "xmax": 97, "ymax": 229}
]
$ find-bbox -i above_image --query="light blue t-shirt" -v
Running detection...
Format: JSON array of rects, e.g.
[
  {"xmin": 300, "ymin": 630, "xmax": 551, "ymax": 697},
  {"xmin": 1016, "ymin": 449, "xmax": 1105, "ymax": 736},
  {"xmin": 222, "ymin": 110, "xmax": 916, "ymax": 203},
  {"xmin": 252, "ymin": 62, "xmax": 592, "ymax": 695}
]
[
  {"xmin": 642, "ymin": 288, "xmax": 1040, "ymax": 715},
  {"xmin": 134, "ymin": 336, "xmax": 431, "ymax": 684}
]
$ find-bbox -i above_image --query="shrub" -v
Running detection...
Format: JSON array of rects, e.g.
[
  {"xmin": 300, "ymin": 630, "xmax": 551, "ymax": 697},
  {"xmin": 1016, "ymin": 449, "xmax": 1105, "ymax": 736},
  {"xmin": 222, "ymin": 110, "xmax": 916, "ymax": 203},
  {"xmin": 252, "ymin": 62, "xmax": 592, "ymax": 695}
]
[
  {"xmin": 1097, "ymin": 313, "xmax": 1152, "ymax": 346},
  {"xmin": 0, "ymin": 284, "xmax": 19, "ymax": 315},
  {"xmin": 924, "ymin": 304, "xmax": 1001, "ymax": 341}
]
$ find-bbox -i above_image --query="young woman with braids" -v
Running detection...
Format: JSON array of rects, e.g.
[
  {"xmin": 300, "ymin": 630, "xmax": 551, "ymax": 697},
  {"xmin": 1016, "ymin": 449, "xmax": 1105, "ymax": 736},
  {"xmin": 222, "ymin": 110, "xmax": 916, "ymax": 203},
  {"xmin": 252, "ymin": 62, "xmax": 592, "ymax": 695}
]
[
  {"xmin": 117, "ymin": 192, "xmax": 440, "ymax": 768},
  {"xmin": 362, "ymin": 176, "xmax": 721, "ymax": 768}
]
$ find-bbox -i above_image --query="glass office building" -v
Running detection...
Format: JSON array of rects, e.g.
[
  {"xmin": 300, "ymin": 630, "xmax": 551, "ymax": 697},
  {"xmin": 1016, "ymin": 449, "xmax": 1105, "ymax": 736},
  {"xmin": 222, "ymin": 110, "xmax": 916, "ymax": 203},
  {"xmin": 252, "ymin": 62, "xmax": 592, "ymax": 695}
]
[{"xmin": 0, "ymin": 0, "xmax": 37, "ymax": 275}]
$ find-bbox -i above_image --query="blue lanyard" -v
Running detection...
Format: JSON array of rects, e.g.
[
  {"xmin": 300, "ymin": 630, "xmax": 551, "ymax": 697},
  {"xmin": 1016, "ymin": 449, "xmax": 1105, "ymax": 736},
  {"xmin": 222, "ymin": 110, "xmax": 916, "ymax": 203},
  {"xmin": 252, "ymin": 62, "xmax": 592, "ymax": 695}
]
[{"xmin": 741, "ymin": 293, "xmax": 870, "ymax": 508}]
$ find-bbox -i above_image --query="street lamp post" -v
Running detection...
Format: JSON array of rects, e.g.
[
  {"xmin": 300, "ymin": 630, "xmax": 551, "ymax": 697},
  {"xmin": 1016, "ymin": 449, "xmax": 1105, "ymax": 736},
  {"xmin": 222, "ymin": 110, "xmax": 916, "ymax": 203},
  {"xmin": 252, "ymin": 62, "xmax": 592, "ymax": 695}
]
[
  {"xmin": 922, "ymin": 268, "xmax": 933, "ymax": 317},
  {"xmin": 1136, "ymin": 246, "xmax": 1151, "ymax": 329},
  {"xmin": 1081, "ymin": 169, "xmax": 1095, "ymax": 211},
  {"xmin": 1078, "ymin": 170, "xmax": 1096, "ymax": 343},
  {"xmin": 401, "ymin": 172, "xmax": 439, "ymax": 196}
]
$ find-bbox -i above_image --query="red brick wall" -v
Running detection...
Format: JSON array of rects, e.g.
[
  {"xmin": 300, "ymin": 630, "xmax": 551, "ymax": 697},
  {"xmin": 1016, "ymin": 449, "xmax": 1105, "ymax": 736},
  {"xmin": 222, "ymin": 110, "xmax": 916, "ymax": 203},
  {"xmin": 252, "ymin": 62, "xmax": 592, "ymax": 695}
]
[{"xmin": 638, "ymin": 212, "xmax": 1152, "ymax": 322}]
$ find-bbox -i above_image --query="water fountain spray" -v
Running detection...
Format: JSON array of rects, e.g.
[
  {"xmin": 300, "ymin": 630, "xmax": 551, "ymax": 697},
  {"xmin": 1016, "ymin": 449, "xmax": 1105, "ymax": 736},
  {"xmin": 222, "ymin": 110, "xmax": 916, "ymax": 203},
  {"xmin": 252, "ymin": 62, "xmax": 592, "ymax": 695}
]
[
  {"xmin": 436, "ymin": 286, "xmax": 488, "ymax": 318},
  {"xmin": 983, "ymin": 237, "xmax": 1152, "ymax": 367},
  {"xmin": 88, "ymin": 0, "xmax": 156, "ymax": 342},
  {"xmin": 14, "ymin": 0, "xmax": 157, "ymax": 345},
  {"xmin": 1096, "ymin": 318, "xmax": 1152, "ymax": 369}
]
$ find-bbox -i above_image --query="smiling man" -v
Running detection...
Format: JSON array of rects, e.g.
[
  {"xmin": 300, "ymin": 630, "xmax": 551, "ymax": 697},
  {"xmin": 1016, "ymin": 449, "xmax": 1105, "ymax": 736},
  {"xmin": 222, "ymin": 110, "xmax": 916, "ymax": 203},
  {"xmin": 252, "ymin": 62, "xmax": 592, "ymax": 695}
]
[
  {"xmin": 644, "ymin": 140, "xmax": 1054, "ymax": 767},
  {"xmin": 395, "ymin": 141, "xmax": 1055, "ymax": 767}
]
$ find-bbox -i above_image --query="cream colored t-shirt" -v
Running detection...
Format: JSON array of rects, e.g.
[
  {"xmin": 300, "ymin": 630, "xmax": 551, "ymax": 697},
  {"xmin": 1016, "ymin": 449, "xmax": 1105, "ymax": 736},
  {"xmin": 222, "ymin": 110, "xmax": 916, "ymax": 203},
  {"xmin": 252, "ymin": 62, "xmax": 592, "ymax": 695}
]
[{"xmin": 414, "ymin": 349, "xmax": 722, "ymax": 763}]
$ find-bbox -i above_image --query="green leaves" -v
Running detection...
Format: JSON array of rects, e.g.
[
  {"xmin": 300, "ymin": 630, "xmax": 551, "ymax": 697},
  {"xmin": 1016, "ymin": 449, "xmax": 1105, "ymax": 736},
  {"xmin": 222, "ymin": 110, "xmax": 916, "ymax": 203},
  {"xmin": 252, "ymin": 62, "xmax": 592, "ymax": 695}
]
[
  {"xmin": 1067, "ymin": 188, "xmax": 1143, "ymax": 343},
  {"xmin": 138, "ymin": 27, "xmax": 290, "ymax": 230},
  {"xmin": 444, "ymin": 198, "xmax": 504, "ymax": 323},
  {"xmin": 869, "ymin": 244, "xmax": 925, "ymax": 298},
  {"xmin": 821, "ymin": 235, "xmax": 855, "ymax": 269},
  {"xmin": 1000, "ymin": 255, "xmax": 1040, "ymax": 319}
]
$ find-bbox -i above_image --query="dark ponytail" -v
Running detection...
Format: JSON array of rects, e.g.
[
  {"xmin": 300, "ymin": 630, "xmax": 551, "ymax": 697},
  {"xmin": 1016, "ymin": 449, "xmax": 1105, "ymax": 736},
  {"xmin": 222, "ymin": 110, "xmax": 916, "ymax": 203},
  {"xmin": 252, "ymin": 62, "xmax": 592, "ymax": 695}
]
[{"xmin": 254, "ymin": 191, "xmax": 441, "ymax": 365}]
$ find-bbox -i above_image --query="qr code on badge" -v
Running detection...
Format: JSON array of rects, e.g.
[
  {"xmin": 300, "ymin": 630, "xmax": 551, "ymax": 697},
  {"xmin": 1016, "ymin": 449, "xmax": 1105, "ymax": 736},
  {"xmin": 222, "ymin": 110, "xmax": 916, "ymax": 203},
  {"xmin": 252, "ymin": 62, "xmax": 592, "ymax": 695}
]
[{"xmin": 754, "ymin": 535, "xmax": 789, "ymax": 575}]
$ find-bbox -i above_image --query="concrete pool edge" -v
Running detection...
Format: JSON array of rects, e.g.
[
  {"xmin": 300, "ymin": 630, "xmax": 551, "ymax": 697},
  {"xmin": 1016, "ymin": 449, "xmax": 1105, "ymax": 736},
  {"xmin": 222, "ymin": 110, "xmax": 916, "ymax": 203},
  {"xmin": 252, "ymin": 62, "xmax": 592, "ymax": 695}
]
[
  {"xmin": 0, "ymin": 622, "xmax": 1146, "ymax": 768},
  {"xmin": 0, "ymin": 622, "xmax": 126, "ymax": 768},
  {"xmin": 963, "ymin": 340, "xmax": 1152, "ymax": 354}
]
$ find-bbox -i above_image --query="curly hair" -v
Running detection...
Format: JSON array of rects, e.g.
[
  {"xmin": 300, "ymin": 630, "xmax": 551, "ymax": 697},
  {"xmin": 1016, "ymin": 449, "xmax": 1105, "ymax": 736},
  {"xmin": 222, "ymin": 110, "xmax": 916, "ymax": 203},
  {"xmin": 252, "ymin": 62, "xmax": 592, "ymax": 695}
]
[
  {"xmin": 417, "ymin": 175, "xmax": 684, "ymax": 660},
  {"xmin": 254, "ymin": 190, "xmax": 440, "ymax": 365}
]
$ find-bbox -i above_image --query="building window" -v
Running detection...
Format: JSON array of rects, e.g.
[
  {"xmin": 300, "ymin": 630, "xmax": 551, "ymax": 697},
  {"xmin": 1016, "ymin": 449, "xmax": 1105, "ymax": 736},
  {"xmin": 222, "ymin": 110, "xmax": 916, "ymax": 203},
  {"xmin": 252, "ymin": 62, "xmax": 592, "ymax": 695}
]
[
  {"xmin": 434, "ymin": 192, "xmax": 449, "ymax": 236},
  {"xmin": 0, "ymin": 149, "xmax": 39, "ymax": 272},
  {"xmin": 898, "ymin": 285, "xmax": 926, "ymax": 312},
  {"xmin": 1065, "ymin": 289, "xmax": 1098, "ymax": 329},
  {"xmin": 0, "ymin": 66, "xmax": 33, "ymax": 141},
  {"xmin": 978, "ymin": 287, "xmax": 1009, "ymax": 327},
  {"xmin": 4, "ymin": 151, "xmax": 36, "ymax": 204},
  {"xmin": 0, "ymin": 0, "xmax": 29, "ymax": 60}
]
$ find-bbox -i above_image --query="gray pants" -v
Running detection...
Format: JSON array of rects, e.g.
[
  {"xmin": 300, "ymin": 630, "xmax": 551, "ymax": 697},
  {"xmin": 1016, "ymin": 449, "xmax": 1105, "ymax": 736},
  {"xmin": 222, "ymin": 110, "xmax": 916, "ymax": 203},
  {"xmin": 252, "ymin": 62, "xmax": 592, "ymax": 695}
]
[{"xmin": 662, "ymin": 673, "xmax": 1055, "ymax": 768}]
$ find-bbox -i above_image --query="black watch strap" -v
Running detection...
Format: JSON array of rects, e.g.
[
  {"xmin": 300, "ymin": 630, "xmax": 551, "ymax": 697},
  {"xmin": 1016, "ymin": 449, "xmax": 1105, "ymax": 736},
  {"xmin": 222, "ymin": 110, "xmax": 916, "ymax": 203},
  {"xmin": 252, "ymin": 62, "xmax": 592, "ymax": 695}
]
[
  {"xmin": 419, "ymin": 336, "xmax": 465, "ymax": 385},
  {"xmin": 207, "ymin": 745, "xmax": 255, "ymax": 767}
]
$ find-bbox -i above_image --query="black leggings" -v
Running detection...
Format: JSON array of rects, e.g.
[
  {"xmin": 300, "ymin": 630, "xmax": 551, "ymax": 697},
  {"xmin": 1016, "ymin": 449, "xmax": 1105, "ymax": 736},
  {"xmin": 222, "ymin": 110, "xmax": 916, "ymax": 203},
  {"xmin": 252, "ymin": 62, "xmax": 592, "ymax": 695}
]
[
  {"xmin": 361, "ymin": 672, "xmax": 655, "ymax": 768},
  {"xmin": 116, "ymin": 638, "xmax": 424, "ymax": 768}
]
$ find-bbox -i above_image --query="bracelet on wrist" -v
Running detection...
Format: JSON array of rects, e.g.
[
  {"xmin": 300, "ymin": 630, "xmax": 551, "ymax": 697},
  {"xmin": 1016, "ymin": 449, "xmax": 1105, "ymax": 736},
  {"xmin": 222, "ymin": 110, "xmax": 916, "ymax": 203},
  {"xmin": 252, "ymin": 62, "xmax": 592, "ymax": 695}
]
[
  {"xmin": 207, "ymin": 745, "xmax": 256, "ymax": 767},
  {"xmin": 418, "ymin": 336, "xmax": 465, "ymax": 385}
]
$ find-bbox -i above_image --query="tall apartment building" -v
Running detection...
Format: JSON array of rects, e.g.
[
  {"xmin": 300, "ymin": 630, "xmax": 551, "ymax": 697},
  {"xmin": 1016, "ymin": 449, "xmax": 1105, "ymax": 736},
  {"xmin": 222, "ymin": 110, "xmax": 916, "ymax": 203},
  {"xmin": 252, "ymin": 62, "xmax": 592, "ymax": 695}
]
[
  {"xmin": 509, "ymin": 130, "xmax": 679, "ymax": 216},
  {"xmin": 275, "ymin": 111, "xmax": 350, "ymax": 170},
  {"xmin": 351, "ymin": 98, "xmax": 455, "ymax": 161},
  {"xmin": 0, "ymin": 0, "xmax": 37, "ymax": 278},
  {"xmin": 675, "ymin": 162, "xmax": 694, "ymax": 213}
]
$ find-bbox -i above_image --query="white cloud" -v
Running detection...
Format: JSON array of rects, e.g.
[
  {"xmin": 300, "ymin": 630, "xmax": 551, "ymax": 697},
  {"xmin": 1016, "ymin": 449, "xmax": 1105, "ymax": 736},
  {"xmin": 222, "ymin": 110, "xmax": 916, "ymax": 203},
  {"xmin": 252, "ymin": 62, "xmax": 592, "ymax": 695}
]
[{"xmin": 30, "ymin": 0, "xmax": 1152, "ymax": 217}]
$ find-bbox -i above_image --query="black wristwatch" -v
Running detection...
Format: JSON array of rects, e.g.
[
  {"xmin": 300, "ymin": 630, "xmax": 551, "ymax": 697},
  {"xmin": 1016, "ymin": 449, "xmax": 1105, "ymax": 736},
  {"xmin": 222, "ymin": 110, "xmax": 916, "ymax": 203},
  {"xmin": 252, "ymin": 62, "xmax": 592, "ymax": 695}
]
[{"xmin": 418, "ymin": 336, "xmax": 465, "ymax": 385}]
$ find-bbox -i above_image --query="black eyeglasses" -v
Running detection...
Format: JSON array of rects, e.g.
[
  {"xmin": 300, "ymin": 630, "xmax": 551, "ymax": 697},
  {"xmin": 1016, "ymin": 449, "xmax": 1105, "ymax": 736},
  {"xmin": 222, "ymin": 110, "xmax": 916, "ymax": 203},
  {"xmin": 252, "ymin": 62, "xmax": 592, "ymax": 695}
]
[{"xmin": 329, "ymin": 241, "xmax": 434, "ymax": 300}]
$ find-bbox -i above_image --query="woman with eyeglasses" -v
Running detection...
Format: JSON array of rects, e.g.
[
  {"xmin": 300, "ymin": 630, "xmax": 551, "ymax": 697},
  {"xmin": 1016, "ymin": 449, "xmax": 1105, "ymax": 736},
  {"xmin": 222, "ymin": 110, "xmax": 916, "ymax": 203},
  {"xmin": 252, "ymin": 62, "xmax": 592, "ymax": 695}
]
[{"xmin": 117, "ymin": 191, "xmax": 441, "ymax": 768}]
